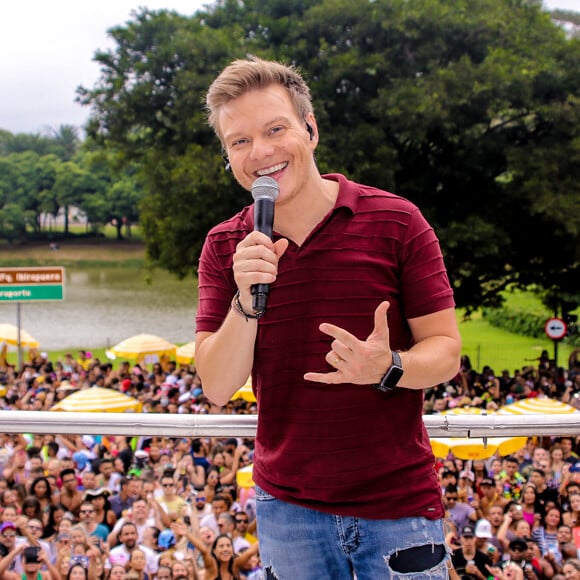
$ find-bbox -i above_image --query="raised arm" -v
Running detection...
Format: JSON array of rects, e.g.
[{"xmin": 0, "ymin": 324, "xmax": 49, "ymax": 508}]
[{"xmin": 196, "ymin": 232, "xmax": 288, "ymax": 406}]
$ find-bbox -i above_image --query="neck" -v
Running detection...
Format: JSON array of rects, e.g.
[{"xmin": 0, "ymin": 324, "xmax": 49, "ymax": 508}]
[{"xmin": 274, "ymin": 176, "xmax": 339, "ymax": 246}]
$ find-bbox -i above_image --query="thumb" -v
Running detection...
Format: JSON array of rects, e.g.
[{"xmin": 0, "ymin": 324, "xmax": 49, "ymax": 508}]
[
  {"xmin": 369, "ymin": 301, "xmax": 390, "ymax": 341},
  {"xmin": 274, "ymin": 238, "xmax": 289, "ymax": 259}
]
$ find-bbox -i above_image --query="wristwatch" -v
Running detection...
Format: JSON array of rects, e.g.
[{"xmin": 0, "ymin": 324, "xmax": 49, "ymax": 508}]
[{"xmin": 373, "ymin": 351, "xmax": 404, "ymax": 393}]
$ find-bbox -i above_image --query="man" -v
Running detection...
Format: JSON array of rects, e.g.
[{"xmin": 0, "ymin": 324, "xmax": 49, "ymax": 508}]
[
  {"xmin": 0, "ymin": 522, "xmax": 19, "ymax": 572},
  {"xmin": 81, "ymin": 470, "xmax": 98, "ymax": 492},
  {"xmin": 504, "ymin": 538, "xmax": 540, "ymax": 580},
  {"xmin": 109, "ymin": 476, "xmax": 140, "ymax": 519},
  {"xmin": 445, "ymin": 484, "xmax": 477, "ymax": 533},
  {"xmin": 157, "ymin": 474, "xmax": 186, "ymax": 520},
  {"xmin": 200, "ymin": 493, "xmax": 233, "ymax": 535},
  {"xmin": 234, "ymin": 511, "xmax": 257, "ymax": 546},
  {"xmin": 24, "ymin": 519, "xmax": 52, "ymax": 561},
  {"xmin": 78, "ymin": 500, "xmax": 108, "ymax": 543},
  {"xmin": 107, "ymin": 497, "xmax": 158, "ymax": 547},
  {"xmin": 486, "ymin": 505, "xmax": 506, "ymax": 558},
  {"xmin": 451, "ymin": 525, "xmax": 492, "ymax": 580},
  {"xmin": 528, "ymin": 468, "xmax": 559, "ymax": 515},
  {"xmin": 520, "ymin": 447, "xmax": 548, "ymax": 480},
  {"xmin": 497, "ymin": 456, "xmax": 526, "ymax": 501},
  {"xmin": 59, "ymin": 467, "xmax": 84, "ymax": 517},
  {"xmin": 196, "ymin": 57, "xmax": 461, "ymax": 578},
  {"xmin": 558, "ymin": 437, "xmax": 579, "ymax": 464},
  {"xmin": 440, "ymin": 469, "xmax": 458, "ymax": 493},
  {"xmin": 478, "ymin": 477, "xmax": 508, "ymax": 518},
  {"xmin": 217, "ymin": 512, "xmax": 251, "ymax": 553},
  {"xmin": 107, "ymin": 522, "xmax": 158, "ymax": 575},
  {"xmin": 0, "ymin": 545, "xmax": 59, "ymax": 580},
  {"xmin": 474, "ymin": 519, "xmax": 499, "ymax": 565},
  {"xmin": 96, "ymin": 457, "xmax": 121, "ymax": 492},
  {"xmin": 557, "ymin": 525, "xmax": 578, "ymax": 561}
]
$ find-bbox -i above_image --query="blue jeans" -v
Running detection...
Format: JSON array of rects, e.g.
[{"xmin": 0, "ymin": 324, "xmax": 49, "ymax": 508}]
[{"xmin": 255, "ymin": 486, "xmax": 450, "ymax": 579}]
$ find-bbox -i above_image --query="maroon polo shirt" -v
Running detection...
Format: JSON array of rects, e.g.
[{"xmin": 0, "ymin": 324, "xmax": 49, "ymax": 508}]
[{"xmin": 197, "ymin": 174, "xmax": 454, "ymax": 520}]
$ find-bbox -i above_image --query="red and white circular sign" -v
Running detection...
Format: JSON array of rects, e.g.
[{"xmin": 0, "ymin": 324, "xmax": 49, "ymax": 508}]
[{"xmin": 544, "ymin": 317, "xmax": 568, "ymax": 340}]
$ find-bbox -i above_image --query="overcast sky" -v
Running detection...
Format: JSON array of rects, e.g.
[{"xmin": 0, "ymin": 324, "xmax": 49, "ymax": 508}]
[{"xmin": 0, "ymin": 0, "xmax": 577, "ymax": 135}]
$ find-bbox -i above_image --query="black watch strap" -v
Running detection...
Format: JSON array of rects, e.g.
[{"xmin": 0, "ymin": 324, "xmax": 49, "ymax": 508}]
[{"xmin": 373, "ymin": 351, "xmax": 404, "ymax": 393}]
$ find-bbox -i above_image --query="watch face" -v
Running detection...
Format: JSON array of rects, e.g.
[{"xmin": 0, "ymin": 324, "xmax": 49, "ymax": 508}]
[{"xmin": 377, "ymin": 366, "xmax": 404, "ymax": 392}]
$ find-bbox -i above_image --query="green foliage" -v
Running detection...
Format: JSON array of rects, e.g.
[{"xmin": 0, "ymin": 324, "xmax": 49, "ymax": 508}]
[
  {"xmin": 14, "ymin": 0, "xmax": 577, "ymax": 319},
  {"xmin": 483, "ymin": 287, "xmax": 580, "ymax": 346},
  {"xmin": 0, "ymin": 129, "xmax": 144, "ymax": 241}
]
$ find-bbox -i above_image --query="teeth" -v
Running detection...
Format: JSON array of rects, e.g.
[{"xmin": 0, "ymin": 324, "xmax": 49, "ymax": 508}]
[{"xmin": 257, "ymin": 162, "xmax": 287, "ymax": 176}]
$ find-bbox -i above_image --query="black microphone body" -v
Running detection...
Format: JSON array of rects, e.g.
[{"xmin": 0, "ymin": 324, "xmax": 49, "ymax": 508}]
[{"xmin": 251, "ymin": 176, "xmax": 279, "ymax": 313}]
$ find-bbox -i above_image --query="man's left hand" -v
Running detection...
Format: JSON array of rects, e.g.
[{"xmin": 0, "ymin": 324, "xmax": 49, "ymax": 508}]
[{"xmin": 304, "ymin": 301, "xmax": 392, "ymax": 385}]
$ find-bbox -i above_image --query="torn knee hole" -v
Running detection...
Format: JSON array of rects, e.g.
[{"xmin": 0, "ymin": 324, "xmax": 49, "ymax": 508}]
[{"xmin": 389, "ymin": 544, "xmax": 447, "ymax": 574}]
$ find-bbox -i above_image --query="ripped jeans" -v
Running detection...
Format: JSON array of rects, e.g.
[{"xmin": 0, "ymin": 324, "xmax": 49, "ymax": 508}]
[{"xmin": 255, "ymin": 486, "xmax": 450, "ymax": 580}]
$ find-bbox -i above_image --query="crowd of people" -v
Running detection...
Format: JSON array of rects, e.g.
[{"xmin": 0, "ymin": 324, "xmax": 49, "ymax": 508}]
[
  {"xmin": 0, "ymin": 351, "xmax": 261, "ymax": 579},
  {"xmin": 0, "ymin": 347, "xmax": 577, "ymax": 579}
]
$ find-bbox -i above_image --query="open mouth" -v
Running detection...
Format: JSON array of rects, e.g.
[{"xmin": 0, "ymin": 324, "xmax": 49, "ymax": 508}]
[{"xmin": 256, "ymin": 162, "xmax": 287, "ymax": 177}]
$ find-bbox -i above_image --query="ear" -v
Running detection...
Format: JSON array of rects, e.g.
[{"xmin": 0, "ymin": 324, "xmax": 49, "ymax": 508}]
[{"xmin": 305, "ymin": 113, "xmax": 318, "ymax": 139}]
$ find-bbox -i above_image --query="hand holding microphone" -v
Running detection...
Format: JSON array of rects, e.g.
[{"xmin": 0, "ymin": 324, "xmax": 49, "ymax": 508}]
[
  {"xmin": 231, "ymin": 176, "xmax": 288, "ymax": 319},
  {"xmin": 250, "ymin": 176, "xmax": 279, "ymax": 314}
]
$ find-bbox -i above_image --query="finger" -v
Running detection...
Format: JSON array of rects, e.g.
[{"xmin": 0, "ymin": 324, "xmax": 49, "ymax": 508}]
[
  {"xmin": 368, "ymin": 300, "xmax": 390, "ymax": 341},
  {"xmin": 330, "ymin": 340, "xmax": 352, "ymax": 362},
  {"xmin": 304, "ymin": 370, "xmax": 344, "ymax": 384},
  {"xmin": 238, "ymin": 229, "xmax": 276, "ymax": 250},
  {"xmin": 318, "ymin": 322, "xmax": 357, "ymax": 347},
  {"xmin": 326, "ymin": 352, "xmax": 344, "ymax": 368}
]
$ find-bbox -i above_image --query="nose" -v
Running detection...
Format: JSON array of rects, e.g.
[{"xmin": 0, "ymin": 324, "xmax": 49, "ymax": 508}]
[{"xmin": 249, "ymin": 136, "xmax": 274, "ymax": 161}]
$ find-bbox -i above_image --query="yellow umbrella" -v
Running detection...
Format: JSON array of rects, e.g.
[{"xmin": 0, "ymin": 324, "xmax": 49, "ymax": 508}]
[
  {"xmin": 176, "ymin": 341, "xmax": 196, "ymax": 365},
  {"xmin": 430, "ymin": 407, "xmax": 527, "ymax": 460},
  {"xmin": 232, "ymin": 376, "xmax": 256, "ymax": 403},
  {"xmin": 51, "ymin": 386, "xmax": 142, "ymax": 413},
  {"xmin": 0, "ymin": 323, "xmax": 40, "ymax": 348},
  {"xmin": 497, "ymin": 397, "xmax": 578, "ymax": 415},
  {"xmin": 431, "ymin": 436, "xmax": 527, "ymax": 460},
  {"xmin": 107, "ymin": 334, "xmax": 177, "ymax": 364}
]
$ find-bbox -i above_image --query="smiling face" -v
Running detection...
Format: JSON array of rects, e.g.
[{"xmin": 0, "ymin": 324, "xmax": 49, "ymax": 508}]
[
  {"xmin": 212, "ymin": 535, "xmax": 234, "ymax": 563},
  {"xmin": 220, "ymin": 84, "xmax": 318, "ymax": 207}
]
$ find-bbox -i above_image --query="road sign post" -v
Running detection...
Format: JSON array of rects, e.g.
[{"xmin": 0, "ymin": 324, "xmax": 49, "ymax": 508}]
[
  {"xmin": 544, "ymin": 317, "xmax": 568, "ymax": 368},
  {"xmin": 0, "ymin": 267, "xmax": 65, "ymax": 369}
]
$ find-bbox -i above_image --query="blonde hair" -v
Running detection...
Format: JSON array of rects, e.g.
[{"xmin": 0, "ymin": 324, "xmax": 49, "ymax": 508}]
[{"xmin": 206, "ymin": 56, "xmax": 313, "ymax": 142}]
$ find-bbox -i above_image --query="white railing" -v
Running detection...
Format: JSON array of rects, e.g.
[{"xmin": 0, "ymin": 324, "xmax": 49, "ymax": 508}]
[{"xmin": 2, "ymin": 411, "xmax": 580, "ymax": 438}]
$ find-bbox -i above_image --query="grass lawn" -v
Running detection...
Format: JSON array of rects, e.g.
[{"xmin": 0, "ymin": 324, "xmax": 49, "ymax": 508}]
[{"xmin": 458, "ymin": 310, "xmax": 574, "ymax": 373}]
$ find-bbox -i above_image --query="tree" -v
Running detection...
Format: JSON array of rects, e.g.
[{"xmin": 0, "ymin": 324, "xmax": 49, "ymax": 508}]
[
  {"xmin": 79, "ymin": 0, "xmax": 580, "ymax": 313},
  {"xmin": 51, "ymin": 160, "xmax": 100, "ymax": 234},
  {"xmin": 80, "ymin": 151, "xmax": 143, "ymax": 239},
  {"xmin": 48, "ymin": 125, "xmax": 81, "ymax": 161},
  {"xmin": 0, "ymin": 152, "xmax": 60, "ymax": 233}
]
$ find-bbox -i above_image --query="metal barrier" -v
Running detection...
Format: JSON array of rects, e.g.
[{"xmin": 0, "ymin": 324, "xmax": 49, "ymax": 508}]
[{"xmin": 2, "ymin": 410, "xmax": 580, "ymax": 438}]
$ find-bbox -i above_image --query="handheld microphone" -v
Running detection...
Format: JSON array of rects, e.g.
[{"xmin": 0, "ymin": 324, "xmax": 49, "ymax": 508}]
[{"xmin": 251, "ymin": 176, "xmax": 279, "ymax": 314}]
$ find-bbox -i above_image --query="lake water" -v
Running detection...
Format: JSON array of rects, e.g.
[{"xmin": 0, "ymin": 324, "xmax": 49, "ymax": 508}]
[{"xmin": 1, "ymin": 266, "xmax": 198, "ymax": 351}]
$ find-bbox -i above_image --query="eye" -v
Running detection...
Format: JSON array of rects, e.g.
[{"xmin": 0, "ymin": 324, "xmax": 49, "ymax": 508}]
[
  {"xmin": 268, "ymin": 125, "xmax": 284, "ymax": 136},
  {"xmin": 230, "ymin": 137, "xmax": 249, "ymax": 148}
]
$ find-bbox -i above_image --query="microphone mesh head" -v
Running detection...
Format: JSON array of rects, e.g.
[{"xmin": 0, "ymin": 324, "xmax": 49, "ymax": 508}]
[{"xmin": 251, "ymin": 176, "xmax": 279, "ymax": 202}]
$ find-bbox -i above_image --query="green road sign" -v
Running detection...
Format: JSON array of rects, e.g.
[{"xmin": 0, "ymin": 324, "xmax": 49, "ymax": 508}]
[{"xmin": 0, "ymin": 267, "xmax": 65, "ymax": 302}]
